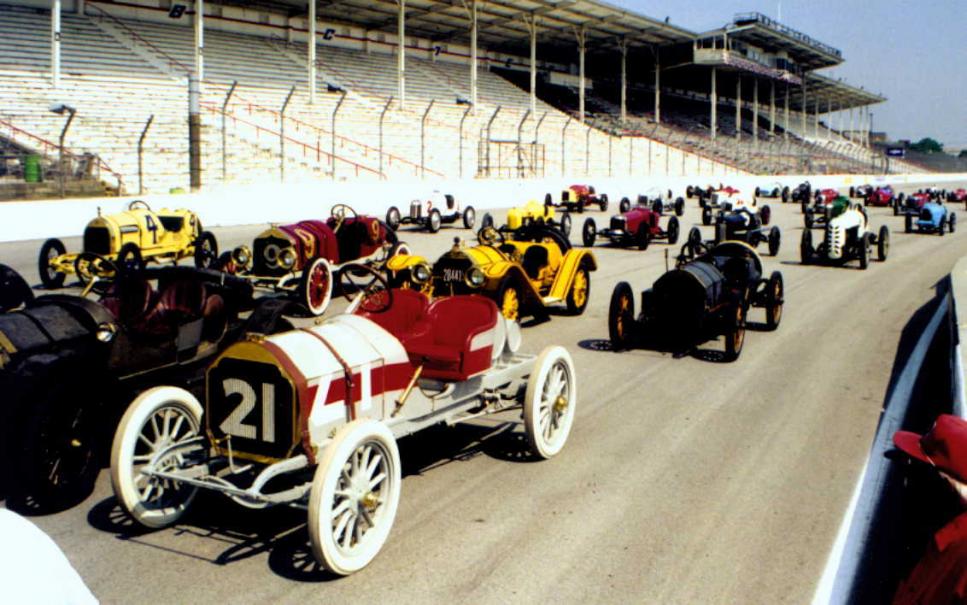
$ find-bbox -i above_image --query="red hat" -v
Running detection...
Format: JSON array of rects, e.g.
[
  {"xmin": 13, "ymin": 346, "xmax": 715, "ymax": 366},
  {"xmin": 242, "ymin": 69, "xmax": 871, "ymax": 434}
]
[{"xmin": 894, "ymin": 414, "xmax": 967, "ymax": 483}]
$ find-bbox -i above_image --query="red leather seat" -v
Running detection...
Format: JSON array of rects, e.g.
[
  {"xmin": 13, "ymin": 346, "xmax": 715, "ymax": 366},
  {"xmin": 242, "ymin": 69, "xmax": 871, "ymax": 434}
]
[
  {"xmin": 100, "ymin": 278, "xmax": 156, "ymax": 324},
  {"xmin": 405, "ymin": 295, "xmax": 498, "ymax": 381},
  {"xmin": 356, "ymin": 289, "xmax": 430, "ymax": 347}
]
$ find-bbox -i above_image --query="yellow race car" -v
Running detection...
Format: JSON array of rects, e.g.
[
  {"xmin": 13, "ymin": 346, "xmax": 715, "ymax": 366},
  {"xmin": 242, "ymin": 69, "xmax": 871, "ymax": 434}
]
[
  {"xmin": 38, "ymin": 200, "xmax": 217, "ymax": 289},
  {"xmin": 481, "ymin": 200, "xmax": 573, "ymax": 238},
  {"xmin": 384, "ymin": 225, "xmax": 596, "ymax": 321}
]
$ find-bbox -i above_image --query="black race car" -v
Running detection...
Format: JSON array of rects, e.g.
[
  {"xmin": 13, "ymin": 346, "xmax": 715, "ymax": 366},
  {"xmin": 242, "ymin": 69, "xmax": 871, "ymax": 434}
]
[
  {"xmin": 707, "ymin": 206, "xmax": 780, "ymax": 256},
  {"xmin": 608, "ymin": 240, "xmax": 783, "ymax": 361},
  {"xmin": 0, "ymin": 264, "xmax": 290, "ymax": 511}
]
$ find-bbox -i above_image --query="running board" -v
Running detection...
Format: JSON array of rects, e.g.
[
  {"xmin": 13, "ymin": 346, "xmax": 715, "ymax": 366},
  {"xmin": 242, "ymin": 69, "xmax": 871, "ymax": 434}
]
[{"xmin": 542, "ymin": 296, "xmax": 562, "ymax": 304}]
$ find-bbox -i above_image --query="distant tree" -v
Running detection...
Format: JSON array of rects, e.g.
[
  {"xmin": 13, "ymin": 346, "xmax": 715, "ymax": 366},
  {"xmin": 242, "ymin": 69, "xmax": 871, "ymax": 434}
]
[{"xmin": 909, "ymin": 137, "xmax": 944, "ymax": 153}]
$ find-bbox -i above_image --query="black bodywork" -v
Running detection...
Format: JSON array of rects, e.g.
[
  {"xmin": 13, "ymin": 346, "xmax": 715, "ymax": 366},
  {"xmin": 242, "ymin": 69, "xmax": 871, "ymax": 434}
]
[
  {"xmin": 711, "ymin": 207, "xmax": 780, "ymax": 256},
  {"xmin": 608, "ymin": 241, "xmax": 783, "ymax": 361},
  {"xmin": 0, "ymin": 265, "xmax": 284, "ymax": 511}
]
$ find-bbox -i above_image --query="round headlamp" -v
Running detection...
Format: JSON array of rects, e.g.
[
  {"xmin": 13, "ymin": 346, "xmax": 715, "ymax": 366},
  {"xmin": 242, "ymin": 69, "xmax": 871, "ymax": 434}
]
[
  {"xmin": 232, "ymin": 245, "xmax": 252, "ymax": 268},
  {"xmin": 263, "ymin": 244, "xmax": 281, "ymax": 265},
  {"xmin": 466, "ymin": 267, "xmax": 485, "ymax": 288},
  {"xmin": 412, "ymin": 263, "xmax": 431, "ymax": 284},
  {"xmin": 280, "ymin": 247, "xmax": 297, "ymax": 269}
]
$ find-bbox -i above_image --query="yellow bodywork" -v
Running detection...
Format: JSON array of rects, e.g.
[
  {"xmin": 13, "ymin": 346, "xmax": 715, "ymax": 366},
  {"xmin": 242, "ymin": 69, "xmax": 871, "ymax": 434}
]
[
  {"xmin": 50, "ymin": 206, "xmax": 203, "ymax": 274},
  {"xmin": 390, "ymin": 234, "xmax": 597, "ymax": 318},
  {"xmin": 505, "ymin": 200, "xmax": 556, "ymax": 230}
]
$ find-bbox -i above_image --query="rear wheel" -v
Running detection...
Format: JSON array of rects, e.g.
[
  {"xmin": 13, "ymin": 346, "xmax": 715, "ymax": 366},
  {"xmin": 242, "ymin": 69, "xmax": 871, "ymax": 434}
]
[
  {"xmin": 804, "ymin": 210, "xmax": 814, "ymax": 229},
  {"xmin": 904, "ymin": 214, "xmax": 913, "ymax": 233},
  {"xmin": 462, "ymin": 206, "xmax": 476, "ymax": 229},
  {"xmin": 781, "ymin": 187, "xmax": 790, "ymax": 203},
  {"xmin": 724, "ymin": 304, "xmax": 746, "ymax": 362},
  {"xmin": 111, "ymin": 387, "xmax": 203, "ymax": 529},
  {"xmin": 599, "ymin": 194, "xmax": 608, "ymax": 212},
  {"xmin": 768, "ymin": 226, "xmax": 781, "ymax": 257},
  {"xmin": 581, "ymin": 218, "xmax": 597, "ymax": 247},
  {"xmin": 608, "ymin": 282, "xmax": 635, "ymax": 351},
  {"xmin": 686, "ymin": 185, "xmax": 695, "ymax": 198},
  {"xmin": 859, "ymin": 233, "xmax": 871, "ymax": 270},
  {"xmin": 666, "ymin": 216, "xmax": 680, "ymax": 245},
  {"xmin": 619, "ymin": 197, "xmax": 631, "ymax": 213},
  {"xmin": 308, "ymin": 419, "xmax": 401, "ymax": 576},
  {"xmin": 701, "ymin": 207, "xmax": 712, "ymax": 226},
  {"xmin": 760, "ymin": 204, "xmax": 771, "ymax": 226},
  {"xmin": 565, "ymin": 264, "xmax": 590, "ymax": 315},
  {"xmin": 560, "ymin": 213, "xmax": 572, "ymax": 238},
  {"xmin": 497, "ymin": 278, "xmax": 523, "ymax": 321},
  {"xmin": 674, "ymin": 197, "xmax": 685, "ymax": 216},
  {"xmin": 480, "ymin": 212, "xmax": 494, "ymax": 230},
  {"xmin": 299, "ymin": 257, "xmax": 334, "ymax": 316},
  {"xmin": 635, "ymin": 223, "xmax": 651, "ymax": 251},
  {"xmin": 765, "ymin": 272, "xmax": 783, "ymax": 330},
  {"xmin": 193, "ymin": 231, "xmax": 218, "ymax": 269},
  {"xmin": 878, "ymin": 226, "xmax": 890, "ymax": 261},
  {"xmin": 687, "ymin": 227, "xmax": 703, "ymax": 256},
  {"xmin": 385, "ymin": 206, "xmax": 401, "ymax": 231},
  {"xmin": 427, "ymin": 209, "xmax": 442, "ymax": 233},
  {"xmin": 800, "ymin": 229, "xmax": 814, "ymax": 265},
  {"xmin": 38, "ymin": 238, "xmax": 67, "ymax": 289},
  {"xmin": 523, "ymin": 346, "xmax": 577, "ymax": 459},
  {"xmin": 950, "ymin": 213, "xmax": 957, "ymax": 233}
]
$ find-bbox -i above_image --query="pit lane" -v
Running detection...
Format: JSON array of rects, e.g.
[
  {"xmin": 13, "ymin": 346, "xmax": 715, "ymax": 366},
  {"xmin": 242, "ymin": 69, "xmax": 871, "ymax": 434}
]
[{"xmin": 2, "ymin": 182, "xmax": 966, "ymax": 604}]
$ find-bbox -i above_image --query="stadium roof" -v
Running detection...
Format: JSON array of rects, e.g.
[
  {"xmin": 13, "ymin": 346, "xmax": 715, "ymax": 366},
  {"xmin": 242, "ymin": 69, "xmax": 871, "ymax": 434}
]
[
  {"xmin": 258, "ymin": 0, "xmax": 694, "ymax": 53},
  {"xmin": 723, "ymin": 12, "xmax": 843, "ymax": 70},
  {"xmin": 798, "ymin": 72, "xmax": 885, "ymax": 111}
]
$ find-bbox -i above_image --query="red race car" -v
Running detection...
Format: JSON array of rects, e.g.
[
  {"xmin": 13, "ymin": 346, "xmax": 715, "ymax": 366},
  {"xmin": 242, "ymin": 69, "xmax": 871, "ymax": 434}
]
[
  {"xmin": 224, "ymin": 204, "xmax": 407, "ymax": 315},
  {"xmin": 947, "ymin": 188, "xmax": 967, "ymax": 209},
  {"xmin": 546, "ymin": 184, "xmax": 609, "ymax": 213},
  {"xmin": 580, "ymin": 202, "xmax": 680, "ymax": 250},
  {"xmin": 865, "ymin": 185, "xmax": 896, "ymax": 208},
  {"xmin": 897, "ymin": 191, "xmax": 931, "ymax": 217}
]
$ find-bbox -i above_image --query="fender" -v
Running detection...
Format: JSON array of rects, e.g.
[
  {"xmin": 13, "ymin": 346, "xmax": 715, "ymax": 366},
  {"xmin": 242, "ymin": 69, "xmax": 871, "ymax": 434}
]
[
  {"xmin": 386, "ymin": 254, "xmax": 429, "ymax": 273},
  {"xmin": 548, "ymin": 249, "xmax": 597, "ymax": 301}
]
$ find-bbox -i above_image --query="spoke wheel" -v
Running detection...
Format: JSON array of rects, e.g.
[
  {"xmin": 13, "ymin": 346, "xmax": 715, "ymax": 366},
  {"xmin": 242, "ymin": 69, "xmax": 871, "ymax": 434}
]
[
  {"xmin": 724, "ymin": 304, "xmax": 746, "ymax": 361},
  {"xmin": 300, "ymin": 257, "xmax": 334, "ymax": 316},
  {"xmin": 608, "ymin": 281, "xmax": 635, "ymax": 350},
  {"xmin": 765, "ymin": 271, "xmax": 784, "ymax": 330},
  {"xmin": 565, "ymin": 266, "xmax": 590, "ymax": 314},
  {"xmin": 498, "ymin": 279, "xmax": 522, "ymax": 321},
  {"xmin": 308, "ymin": 420, "xmax": 401, "ymax": 576},
  {"xmin": 524, "ymin": 346, "xmax": 577, "ymax": 459},
  {"xmin": 110, "ymin": 387, "xmax": 203, "ymax": 529},
  {"xmin": 38, "ymin": 238, "xmax": 67, "ymax": 289}
]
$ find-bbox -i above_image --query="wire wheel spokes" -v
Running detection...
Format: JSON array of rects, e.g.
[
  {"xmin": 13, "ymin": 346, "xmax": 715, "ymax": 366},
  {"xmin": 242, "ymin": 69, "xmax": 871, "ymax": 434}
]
[
  {"xmin": 132, "ymin": 406, "xmax": 195, "ymax": 508},
  {"xmin": 330, "ymin": 441, "xmax": 389, "ymax": 554},
  {"xmin": 538, "ymin": 362, "xmax": 570, "ymax": 443}
]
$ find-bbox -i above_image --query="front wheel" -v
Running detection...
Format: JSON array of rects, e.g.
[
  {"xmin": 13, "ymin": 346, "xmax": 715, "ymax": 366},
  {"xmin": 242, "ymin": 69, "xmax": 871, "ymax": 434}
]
[
  {"xmin": 38, "ymin": 238, "xmax": 67, "ymax": 289},
  {"xmin": 497, "ymin": 278, "xmax": 523, "ymax": 321},
  {"xmin": 565, "ymin": 264, "xmax": 590, "ymax": 315},
  {"xmin": 385, "ymin": 206, "xmax": 401, "ymax": 231},
  {"xmin": 480, "ymin": 212, "xmax": 494, "ymax": 230},
  {"xmin": 581, "ymin": 218, "xmax": 597, "ymax": 247},
  {"xmin": 950, "ymin": 213, "xmax": 957, "ymax": 233},
  {"xmin": 674, "ymin": 197, "xmax": 685, "ymax": 216},
  {"xmin": 859, "ymin": 233, "xmax": 871, "ymax": 270},
  {"xmin": 760, "ymin": 204, "xmax": 771, "ymax": 226},
  {"xmin": 559, "ymin": 213, "xmax": 572, "ymax": 238},
  {"xmin": 462, "ymin": 206, "xmax": 476, "ymax": 229},
  {"xmin": 636, "ymin": 223, "xmax": 651, "ymax": 251},
  {"xmin": 724, "ymin": 304, "xmax": 746, "ymax": 361},
  {"xmin": 523, "ymin": 346, "xmax": 577, "ymax": 459},
  {"xmin": 110, "ymin": 386, "xmax": 204, "ymax": 529},
  {"xmin": 765, "ymin": 272, "xmax": 783, "ymax": 330},
  {"xmin": 701, "ymin": 207, "xmax": 712, "ymax": 226},
  {"xmin": 299, "ymin": 257, "xmax": 334, "ymax": 316},
  {"xmin": 608, "ymin": 282, "xmax": 635, "ymax": 351},
  {"xmin": 878, "ymin": 226, "xmax": 890, "ymax": 261},
  {"xmin": 905, "ymin": 214, "xmax": 913, "ymax": 233},
  {"xmin": 619, "ymin": 197, "xmax": 631, "ymax": 213},
  {"xmin": 193, "ymin": 231, "xmax": 218, "ymax": 269},
  {"xmin": 308, "ymin": 419, "xmax": 401, "ymax": 576},
  {"xmin": 427, "ymin": 209, "xmax": 442, "ymax": 233},
  {"xmin": 599, "ymin": 194, "xmax": 608, "ymax": 212},
  {"xmin": 800, "ymin": 229, "xmax": 813, "ymax": 265},
  {"xmin": 768, "ymin": 226, "xmax": 781, "ymax": 257},
  {"xmin": 666, "ymin": 216, "xmax": 680, "ymax": 245}
]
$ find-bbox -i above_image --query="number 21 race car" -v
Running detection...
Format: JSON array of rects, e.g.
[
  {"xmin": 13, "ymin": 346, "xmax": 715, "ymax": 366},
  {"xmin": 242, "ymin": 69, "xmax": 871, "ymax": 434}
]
[{"xmin": 110, "ymin": 268, "xmax": 577, "ymax": 576}]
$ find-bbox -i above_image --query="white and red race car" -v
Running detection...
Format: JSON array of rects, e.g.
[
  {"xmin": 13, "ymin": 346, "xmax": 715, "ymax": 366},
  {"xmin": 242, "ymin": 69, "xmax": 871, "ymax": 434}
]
[
  {"xmin": 109, "ymin": 264, "xmax": 576, "ymax": 575},
  {"xmin": 385, "ymin": 191, "xmax": 476, "ymax": 233}
]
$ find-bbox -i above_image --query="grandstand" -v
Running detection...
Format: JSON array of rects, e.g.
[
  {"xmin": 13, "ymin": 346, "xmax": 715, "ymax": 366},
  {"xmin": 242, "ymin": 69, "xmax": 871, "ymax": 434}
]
[{"xmin": 0, "ymin": 0, "xmax": 923, "ymax": 197}]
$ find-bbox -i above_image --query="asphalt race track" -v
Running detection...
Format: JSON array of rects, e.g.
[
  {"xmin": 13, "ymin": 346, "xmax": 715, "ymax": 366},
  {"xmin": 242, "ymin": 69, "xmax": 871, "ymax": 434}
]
[{"xmin": 2, "ymin": 183, "xmax": 967, "ymax": 604}]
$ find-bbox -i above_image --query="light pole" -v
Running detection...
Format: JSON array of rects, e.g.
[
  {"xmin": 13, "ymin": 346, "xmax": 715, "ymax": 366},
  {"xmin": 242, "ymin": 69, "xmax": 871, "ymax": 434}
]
[
  {"xmin": 328, "ymin": 83, "xmax": 346, "ymax": 180},
  {"xmin": 50, "ymin": 103, "xmax": 76, "ymax": 198},
  {"xmin": 456, "ymin": 97, "xmax": 472, "ymax": 179}
]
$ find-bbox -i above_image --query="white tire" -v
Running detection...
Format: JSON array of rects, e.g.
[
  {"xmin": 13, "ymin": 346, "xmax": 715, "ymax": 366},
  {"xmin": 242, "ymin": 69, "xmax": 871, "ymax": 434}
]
[
  {"xmin": 110, "ymin": 386, "xmax": 204, "ymax": 529},
  {"xmin": 523, "ymin": 346, "xmax": 577, "ymax": 459},
  {"xmin": 308, "ymin": 419, "xmax": 402, "ymax": 576}
]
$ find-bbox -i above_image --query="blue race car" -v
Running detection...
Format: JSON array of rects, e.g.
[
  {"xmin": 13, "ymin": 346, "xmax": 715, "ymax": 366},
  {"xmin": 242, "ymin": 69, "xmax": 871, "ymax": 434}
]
[{"xmin": 905, "ymin": 201, "xmax": 956, "ymax": 236}]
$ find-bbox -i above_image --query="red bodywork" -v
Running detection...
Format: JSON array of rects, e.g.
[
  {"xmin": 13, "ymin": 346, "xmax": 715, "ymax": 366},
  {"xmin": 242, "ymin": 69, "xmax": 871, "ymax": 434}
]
[
  {"xmin": 908, "ymin": 193, "xmax": 931, "ymax": 209},
  {"xmin": 950, "ymin": 189, "xmax": 967, "ymax": 202},
  {"xmin": 565, "ymin": 184, "xmax": 604, "ymax": 207},
  {"xmin": 357, "ymin": 290, "xmax": 498, "ymax": 381},
  {"xmin": 867, "ymin": 187, "xmax": 895, "ymax": 207},
  {"xmin": 277, "ymin": 216, "xmax": 389, "ymax": 270},
  {"xmin": 622, "ymin": 206, "xmax": 662, "ymax": 235},
  {"xmin": 816, "ymin": 189, "xmax": 840, "ymax": 204}
]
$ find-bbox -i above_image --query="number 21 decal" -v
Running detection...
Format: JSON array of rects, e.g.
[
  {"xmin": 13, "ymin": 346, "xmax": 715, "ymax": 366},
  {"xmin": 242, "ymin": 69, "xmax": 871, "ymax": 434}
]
[{"xmin": 220, "ymin": 378, "xmax": 276, "ymax": 443}]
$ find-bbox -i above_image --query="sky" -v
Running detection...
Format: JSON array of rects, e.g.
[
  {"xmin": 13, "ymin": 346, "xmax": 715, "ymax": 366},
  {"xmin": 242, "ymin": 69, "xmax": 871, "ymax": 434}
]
[{"xmin": 618, "ymin": 0, "xmax": 967, "ymax": 149}]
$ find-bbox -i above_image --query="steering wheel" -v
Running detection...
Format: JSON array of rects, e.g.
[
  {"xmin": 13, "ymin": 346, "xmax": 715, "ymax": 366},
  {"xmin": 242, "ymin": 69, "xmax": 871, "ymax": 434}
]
[
  {"xmin": 128, "ymin": 200, "xmax": 152, "ymax": 211},
  {"xmin": 330, "ymin": 204, "xmax": 358, "ymax": 234},
  {"xmin": 477, "ymin": 226, "xmax": 506, "ymax": 247},
  {"xmin": 74, "ymin": 252, "xmax": 118, "ymax": 296},
  {"xmin": 338, "ymin": 262, "xmax": 393, "ymax": 314}
]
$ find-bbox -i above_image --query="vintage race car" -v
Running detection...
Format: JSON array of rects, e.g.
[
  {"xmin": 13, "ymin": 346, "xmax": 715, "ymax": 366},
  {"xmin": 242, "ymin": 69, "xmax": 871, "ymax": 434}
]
[
  {"xmin": 109, "ymin": 273, "xmax": 577, "ymax": 575},
  {"xmin": 225, "ymin": 205, "xmax": 406, "ymax": 316},
  {"xmin": 803, "ymin": 188, "xmax": 841, "ymax": 214},
  {"xmin": 947, "ymin": 188, "xmax": 967, "ymax": 208},
  {"xmin": 480, "ymin": 200, "xmax": 573, "ymax": 238},
  {"xmin": 790, "ymin": 181, "xmax": 813, "ymax": 203},
  {"xmin": 753, "ymin": 182, "xmax": 791, "ymax": 203},
  {"xmin": 800, "ymin": 204, "xmax": 890, "ymax": 269},
  {"xmin": 0, "ymin": 264, "xmax": 286, "ymax": 511},
  {"xmin": 385, "ymin": 191, "xmax": 475, "ymax": 233},
  {"xmin": 384, "ymin": 226, "xmax": 596, "ymax": 322},
  {"xmin": 608, "ymin": 240, "xmax": 783, "ymax": 361},
  {"xmin": 698, "ymin": 186, "xmax": 741, "ymax": 211},
  {"xmin": 702, "ymin": 193, "xmax": 769, "ymax": 227},
  {"xmin": 546, "ymin": 184, "xmax": 608, "ymax": 213},
  {"xmin": 38, "ymin": 201, "xmax": 218, "ymax": 290},
  {"xmin": 864, "ymin": 185, "xmax": 896, "ymax": 208},
  {"xmin": 896, "ymin": 191, "xmax": 932, "ymax": 217},
  {"xmin": 706, "ymin": 206, "xmax": 780, "ymax": 256},
  {"xmin": 905, "ymin": 201, "xmax": 957, "ymax": 235},
  {"xmin": 685, "ymin": 184, "xmax": 717, "ymax": 200},
  {"xmin": 804, "ymin": 195, "xmax": 851, "ymax": 229},
  {"xmin": 849, "ymin": 184, "xmax": 873, "ymax": 199},
  {"xmin": 581, "ymin": 203, "xmax": 680, "ymax": 250}
]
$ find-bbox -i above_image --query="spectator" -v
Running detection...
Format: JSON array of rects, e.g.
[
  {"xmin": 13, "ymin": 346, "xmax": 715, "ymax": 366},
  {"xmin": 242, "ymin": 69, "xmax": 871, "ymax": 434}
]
[{"xmin": 892, "ymin": 414, "xmax": 967, "ymax": 604}]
